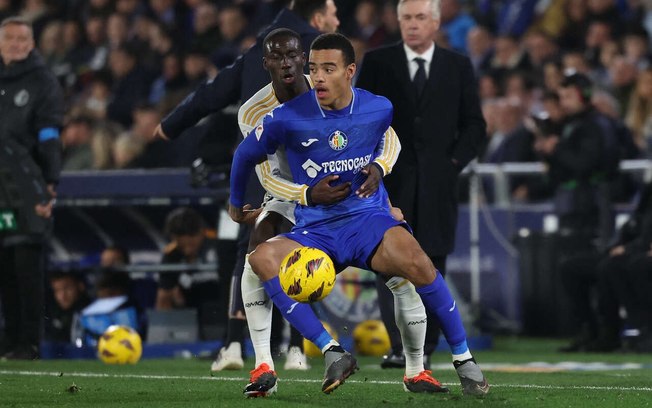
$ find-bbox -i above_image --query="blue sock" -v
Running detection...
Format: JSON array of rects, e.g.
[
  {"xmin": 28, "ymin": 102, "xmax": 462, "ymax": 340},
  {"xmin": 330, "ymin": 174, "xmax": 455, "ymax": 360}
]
[
  {"xmin": 415, "ymin": 275, "xmax": 468, "ymax": 353},
  {"xmin": 262, "ymin": 277, "xmax": 332, "ymax": 349}
]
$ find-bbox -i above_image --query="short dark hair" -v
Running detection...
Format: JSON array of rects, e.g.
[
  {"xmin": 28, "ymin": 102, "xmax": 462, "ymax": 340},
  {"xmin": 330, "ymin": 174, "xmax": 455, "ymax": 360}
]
[
  {"xmin": 290, "ymin": 0, "xmax": 328, "ymax": 22},
  {"xmin": 164, "ymin": 207, "xmax": 206, "ymax": 237},
  {"xmin": 311, "ymin": 33, "xmax": 355, "ymax": 66},
  {"xmin": 263, "ymin": 28, "xmax": 303, "ymax": 53},
  {"xmin": 49, "ymin": 270, "xmax": 84, "ymax": 283},
  {"xmin": 96, "ymin": 270, "xmax": 131, "ymax": 295},
  {"xmin": 561, "ymin": 71, "xmax": 593, "ymax": 102},
  {"xmin": 103, "ymin": 245, "xmax": 131, "ymax": 265}
]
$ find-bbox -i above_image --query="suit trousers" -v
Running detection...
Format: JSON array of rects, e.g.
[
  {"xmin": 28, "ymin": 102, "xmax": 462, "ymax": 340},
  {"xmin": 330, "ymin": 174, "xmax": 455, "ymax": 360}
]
[{"xmin": 0, "ymin": 242, "xmax": 45, "ymax": 349}]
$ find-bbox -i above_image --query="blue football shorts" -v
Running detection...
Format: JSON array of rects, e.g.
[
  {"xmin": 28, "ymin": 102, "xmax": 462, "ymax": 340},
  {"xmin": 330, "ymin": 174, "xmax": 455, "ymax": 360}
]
[{"xmin": 281, "ymin": 210, "xmax": 411, "ymax": 271}]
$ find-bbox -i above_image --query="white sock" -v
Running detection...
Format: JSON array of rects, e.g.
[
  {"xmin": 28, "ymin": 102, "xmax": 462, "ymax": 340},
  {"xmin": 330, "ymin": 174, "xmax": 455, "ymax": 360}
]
[
  {"xmin": 386, "ymin": 276, "xmax": 426, "ymax": 378},
  {"xmin": 241, "ymin": 255, "xmax": 274, "ymax": 370},
  {"xmin": 452, "ymin": 350, "xmax": 473, "ymax": 362},
  {"xmin": 320, "ymin": 339, "xmax": 340, "ymax": 354}
]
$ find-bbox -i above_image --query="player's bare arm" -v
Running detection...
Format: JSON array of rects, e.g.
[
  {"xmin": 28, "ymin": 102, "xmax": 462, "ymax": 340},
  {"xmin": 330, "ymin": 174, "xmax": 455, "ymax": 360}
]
[{"xmin": 228, "ymin": 203, "xmax": 262, "ymax": 224}]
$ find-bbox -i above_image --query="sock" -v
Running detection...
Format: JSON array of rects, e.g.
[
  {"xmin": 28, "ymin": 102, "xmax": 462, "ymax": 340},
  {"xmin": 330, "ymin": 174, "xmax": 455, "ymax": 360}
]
[
  {"xmin": 415, "ymin": 274, "xmax": 469, "ymax": 355},
  {"xmin": 225, "ymin": 318, "xmax": 245, "ymax": 346},
  {"xmin": 289, "ymin": 326, "xmax": 304, "ymax": 349},
  {"xmin": 386, "ymin": 276, "xmax": 426, "ymax": 378},
  {"xmin": 452, "ymin": 348, "xmax": 473, "ymax": 362},
  {"xmin": 262, "ymin": 276, "xmax": 332, "ymax": 350},
  {"xmin": 241, "ymin": 256, "xmax": 274, "ymax": 369}
]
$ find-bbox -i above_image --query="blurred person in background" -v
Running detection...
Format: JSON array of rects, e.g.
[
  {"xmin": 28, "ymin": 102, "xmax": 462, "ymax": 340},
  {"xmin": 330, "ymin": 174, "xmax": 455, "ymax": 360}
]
[
  {"xmin": 625, "ymin": 67, "xmax": 652, "ymax": 153},
  {"xmin": 190, "ymin": 1, "xmax": 222, "ymax": 55},
  {"xmin": 45, "ymin": 271, "xmax": 91, "ymax": 343},
  {"xmin": 439, "ymin": 0, "xmax": 476, "ymax": 54},
  {"xmin": 100, "ymin": 245, "xmax": 131, "ymax": 269},
  {"xmin": 605, "ymin": 55, "xmax": 639, "ymax": 115},
  {"xmin": 112, "ymin": 131, "xmax": 146, "ymax": 169},
  {"xmin": 125, "ymin": 103, "xmax": 175, "ymax": 168},
  {"xmin": 61, "ymin": 115, "xmax": 95, "ymax": 171},
  {"xmin": 466, "ymin": 25, "xmax": 493, "ymax": 75},
  {"xmin": 106, "ymin": 44, "xmax": 154, "ymax": 127},
  {"xmin": 0, "ymin": 17, "xmax": 64, "ymax": 360}
]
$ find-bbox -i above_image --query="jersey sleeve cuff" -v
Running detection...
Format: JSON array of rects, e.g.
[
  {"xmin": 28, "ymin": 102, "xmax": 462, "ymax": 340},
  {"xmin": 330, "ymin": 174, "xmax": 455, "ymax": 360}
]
[{"xmin": 372, "ymin": 161, "xmax": 387, "ymax": 177}]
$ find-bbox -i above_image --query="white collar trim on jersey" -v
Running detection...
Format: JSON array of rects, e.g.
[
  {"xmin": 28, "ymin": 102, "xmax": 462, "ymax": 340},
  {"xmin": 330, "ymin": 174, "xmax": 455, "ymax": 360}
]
[{"xmin": 315, "ymin": 87, "xmax": 356, "ymax": 118}]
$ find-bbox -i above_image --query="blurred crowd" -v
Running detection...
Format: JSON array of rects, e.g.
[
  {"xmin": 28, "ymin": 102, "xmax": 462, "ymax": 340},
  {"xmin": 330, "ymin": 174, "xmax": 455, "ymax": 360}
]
[{"xmin": 4, "ymin": 0, "xmax": 651, "ymax": 198}]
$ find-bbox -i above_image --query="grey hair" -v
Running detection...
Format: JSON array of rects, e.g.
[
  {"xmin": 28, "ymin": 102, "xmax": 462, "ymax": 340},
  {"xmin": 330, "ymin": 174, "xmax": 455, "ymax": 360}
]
[
  {"xmin": 0, "ymin": 16, "xmax": 34, "ymax": 36},
  {"xmin": 397, "ymin": 0, "xmax": 440, "ymax": 21}
]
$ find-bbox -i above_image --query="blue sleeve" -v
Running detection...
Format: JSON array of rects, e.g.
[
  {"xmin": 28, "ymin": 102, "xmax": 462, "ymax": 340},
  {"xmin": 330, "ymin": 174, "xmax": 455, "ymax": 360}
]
[
  {"xmin": 229, "ymin": 116, "xmax": 284, "ymax": 207},
  {"xmin": 161, "ymin": 55, "xmax": 243, "ymax": 139}
]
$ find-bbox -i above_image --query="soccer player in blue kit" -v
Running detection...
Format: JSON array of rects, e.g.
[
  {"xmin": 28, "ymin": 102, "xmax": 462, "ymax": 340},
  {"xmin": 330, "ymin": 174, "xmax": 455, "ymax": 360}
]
[{"xmin": 229, "ymin": 33, "xmax": 489, "ymax": 396}]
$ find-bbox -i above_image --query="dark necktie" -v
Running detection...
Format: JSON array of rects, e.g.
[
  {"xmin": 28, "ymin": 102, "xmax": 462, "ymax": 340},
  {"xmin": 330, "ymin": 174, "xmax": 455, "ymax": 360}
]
[{"xmin": 413, "ymin": 57, "xmax": 427, "ymax": 99}]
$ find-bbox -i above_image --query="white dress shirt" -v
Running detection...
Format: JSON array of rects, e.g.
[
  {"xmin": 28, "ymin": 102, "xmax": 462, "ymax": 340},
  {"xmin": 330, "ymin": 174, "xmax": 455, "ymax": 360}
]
[{"xmin": 403, "ymin": 42, "xmax": 435, "ymax": 81}]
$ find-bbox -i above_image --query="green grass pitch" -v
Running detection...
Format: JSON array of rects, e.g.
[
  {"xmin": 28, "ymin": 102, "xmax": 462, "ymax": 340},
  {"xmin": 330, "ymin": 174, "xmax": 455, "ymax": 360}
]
[{"xmin": 1, "ymin": 338, "xmax": 651, "ymax": 407}]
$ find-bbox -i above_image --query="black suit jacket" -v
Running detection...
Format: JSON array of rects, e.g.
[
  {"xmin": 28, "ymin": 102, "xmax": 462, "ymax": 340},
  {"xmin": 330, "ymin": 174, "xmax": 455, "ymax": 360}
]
[{"xmin": 356, "ymin": 43, "xmax": 486, "ymax": 256}]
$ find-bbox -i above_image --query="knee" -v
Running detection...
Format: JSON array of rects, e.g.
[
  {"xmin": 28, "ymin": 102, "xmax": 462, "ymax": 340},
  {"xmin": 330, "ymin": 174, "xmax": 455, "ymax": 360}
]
[
  {"xmin": 249, "ymin": 243, "xmax": 279, "ymax": 280},
  {"xmin": 403, "ymin": 250, "xmax": 436, "ymax": 287}
]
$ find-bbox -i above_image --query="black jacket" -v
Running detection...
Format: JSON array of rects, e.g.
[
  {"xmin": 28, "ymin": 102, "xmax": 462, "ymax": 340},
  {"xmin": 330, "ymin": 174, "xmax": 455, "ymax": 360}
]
[
  {"xmin": 0, "ymin": 50, "xmax": 63, "ymax": 240},
  {"xmin": 160, "ymin": 8, "xmax": 320, "ymax": 206},
  {"xmin": 161, "ymin": 8, "xmax": 320, "ymax": 140},
  {"xmin": 356, "ymin": 43, "xmax": 486, "ymax": 256}
]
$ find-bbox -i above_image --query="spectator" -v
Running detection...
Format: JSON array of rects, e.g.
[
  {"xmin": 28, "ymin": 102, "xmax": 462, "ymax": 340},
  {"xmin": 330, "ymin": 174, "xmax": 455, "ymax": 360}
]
[
  {"xmin": 61, "ymin": 115, "xmax": 95, "ymax": 171},
  {"xmin": 606, "ymin": 55, "xmax": 639, "ymax": 114},
  {"xmin": 149, "ymin": 51, "xmax": 188, "ymax": 106},
  {"xmin": 75, "ymin": 269, "xmax": 143, "ymax": 346},
  {"xmin": 155, "ymin": 207, "xmax": 219, "ymax": 315},
  {"xmin": 45, "ymin": 271, "xmax": 91, "ymax": 343},
  {"xmin": 106, "ymin": 45, "xmax": 153, "ymax": 127},
  {"xmin": 622, "ymin": 26, "xmax": 650, "ymax": 70},
  {"xmin": 466, "ymin": 25, "xmax": 493, "ymax": 75},
  {"xmin": 440, "ymin": 0, "xmax": 476, "ymax": 54},
  {"xmin": 625, "ymin": 67, "xmax": 652, "ymax": 152},
  {"xmin": 558, "ymin": 0, "xmax": 589, "ymax": 51},
  {"xmin": 90, "ymin": 122, "xmax": 119, "ymax": 170},
  {"xmin": 126, "ymin": 104, "xmax": 177, "ymax": 168},
  {"xmin": 189, "ymin": 2, "xmax": 222, "ymax": 55},
  {"xmin": 100, "ymin": 245, "xmax": 130, "ymax": 269},
  {"xmin": 112, "ymin": 131, "xmax": 146, "ymax": 169}
]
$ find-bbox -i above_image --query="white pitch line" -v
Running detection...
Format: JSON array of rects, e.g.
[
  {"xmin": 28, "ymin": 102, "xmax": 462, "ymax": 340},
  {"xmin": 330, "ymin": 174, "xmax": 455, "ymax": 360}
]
[{"xmin": 1, "ymin": 370, "xmax": 651, "ymax": 392}]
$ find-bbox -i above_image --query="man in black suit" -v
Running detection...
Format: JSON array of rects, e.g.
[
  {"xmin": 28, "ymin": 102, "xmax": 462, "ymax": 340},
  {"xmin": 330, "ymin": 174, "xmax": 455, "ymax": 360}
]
[{"xmin": 356, "ymin": 0, "xmax": 485, "ymax": 368}]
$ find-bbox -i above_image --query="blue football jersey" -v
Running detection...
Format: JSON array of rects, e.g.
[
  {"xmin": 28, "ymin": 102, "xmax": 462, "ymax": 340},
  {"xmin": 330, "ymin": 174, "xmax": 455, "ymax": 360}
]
[{"xmin": 231, "ymin": 87, "xmax": 394, "ymax": 227}]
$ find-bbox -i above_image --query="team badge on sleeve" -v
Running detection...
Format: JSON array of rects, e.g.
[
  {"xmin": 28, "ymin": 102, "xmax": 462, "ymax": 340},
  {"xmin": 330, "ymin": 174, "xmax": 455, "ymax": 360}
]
[
  {"xmin": 255, "ymin": 125, "xmax": 264, "ymax": 141},
  {"xmin": 328, "ymin": 130, "xmax": 348, "ymax": 151}
]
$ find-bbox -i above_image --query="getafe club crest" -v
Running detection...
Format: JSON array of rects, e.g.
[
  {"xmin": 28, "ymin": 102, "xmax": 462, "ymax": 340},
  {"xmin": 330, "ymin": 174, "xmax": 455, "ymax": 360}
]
[
  {"xmin": 328, "ymin": 130, "xmax": 348, "ymax": 151},
  {"xmin": 14, "ymin": 89, "xmax": 29, "ymax": 107}
]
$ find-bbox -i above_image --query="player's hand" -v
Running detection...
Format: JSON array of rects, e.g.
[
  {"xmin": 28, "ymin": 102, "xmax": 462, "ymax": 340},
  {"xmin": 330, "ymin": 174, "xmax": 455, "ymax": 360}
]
[
  {"xmin": 609, "ymin": 245, "xmax": 625, "ymax": 257},
  {"xmin": 356, "ymin": 164, "xmax": 381, "ymax": 198},
  {"xmin": 390, "ymin": 206, "xmax": 404, "ymax": 221},
  {"xmin": 228, "ymin": 203, "xmax": 261, "ymax": 224},
  {"xmin": 35, "ymin": 184, "xmax": 56, "ymax": 218},
  {"xmin": 310, "ymin": 175, "xmax": 351, "ymax": 205},
  {"xmin": 153, "ymin": 123, "xmax": 169, "ymax": 141}
]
